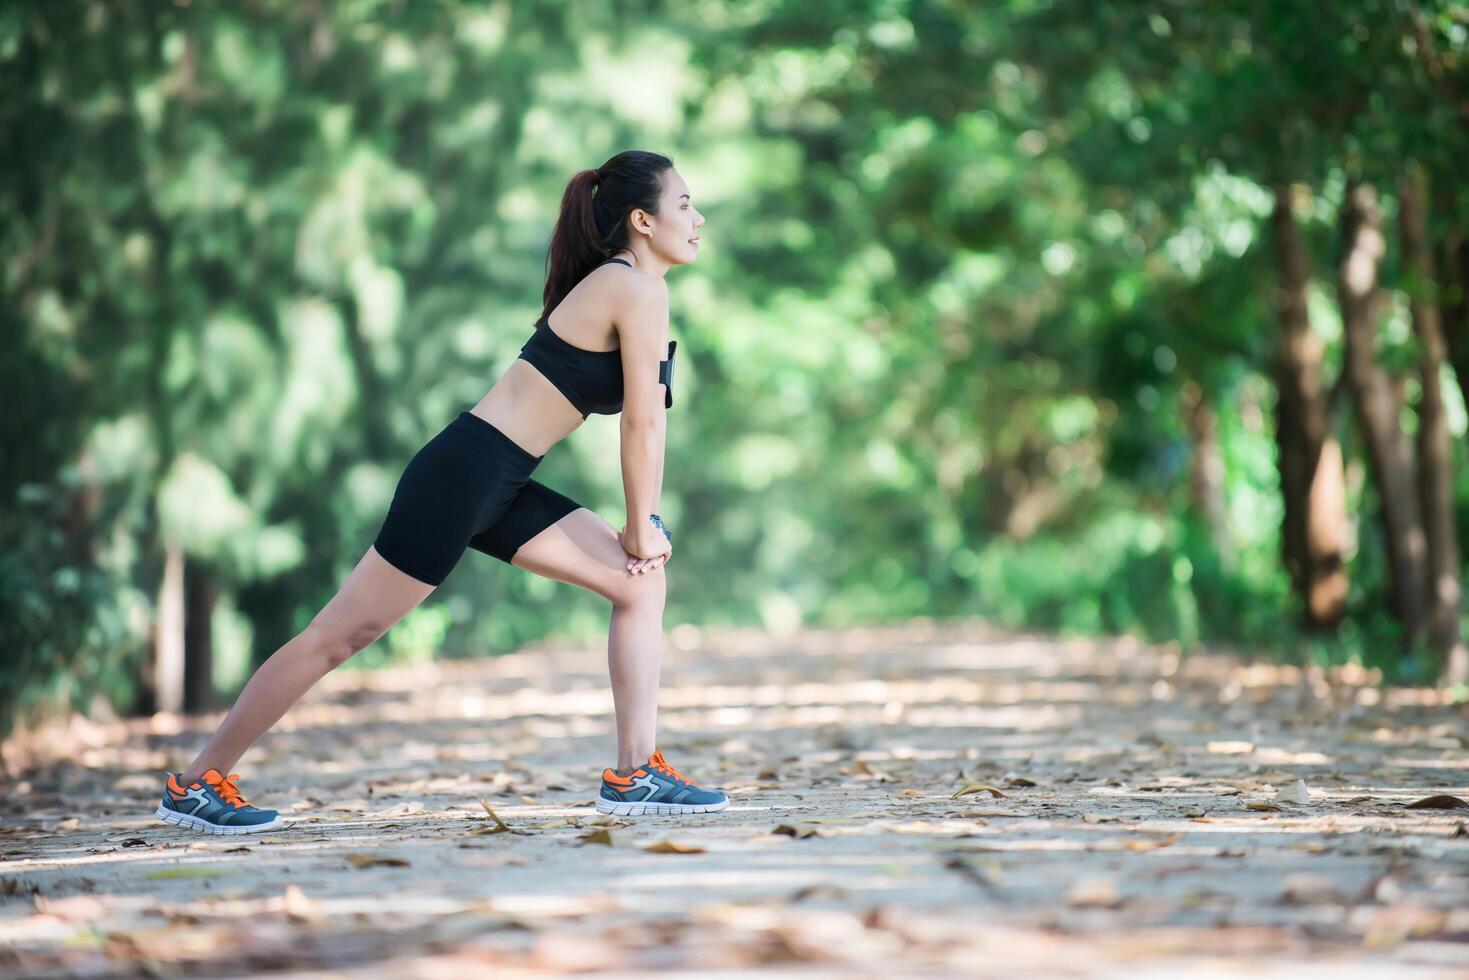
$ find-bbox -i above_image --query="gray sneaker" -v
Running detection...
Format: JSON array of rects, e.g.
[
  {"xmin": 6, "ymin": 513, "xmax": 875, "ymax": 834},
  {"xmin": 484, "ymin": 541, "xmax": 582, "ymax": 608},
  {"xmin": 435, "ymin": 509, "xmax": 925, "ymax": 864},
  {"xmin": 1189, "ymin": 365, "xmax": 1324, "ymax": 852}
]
[{"xmin": 156, "ymin": 769, "xmax": 286, "ymax": 834}]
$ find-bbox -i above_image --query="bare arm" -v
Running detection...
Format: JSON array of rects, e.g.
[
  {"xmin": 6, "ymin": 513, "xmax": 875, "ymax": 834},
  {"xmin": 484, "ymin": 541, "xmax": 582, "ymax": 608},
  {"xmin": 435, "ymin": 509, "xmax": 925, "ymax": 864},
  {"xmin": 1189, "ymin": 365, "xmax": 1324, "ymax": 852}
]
[
  {"xmin": 617, "ymin": 278, "xmax": 670, "ymax": 557},
  {"xmin": 649, "ymin": 410, "xmax": 666, "ymax": 514}
]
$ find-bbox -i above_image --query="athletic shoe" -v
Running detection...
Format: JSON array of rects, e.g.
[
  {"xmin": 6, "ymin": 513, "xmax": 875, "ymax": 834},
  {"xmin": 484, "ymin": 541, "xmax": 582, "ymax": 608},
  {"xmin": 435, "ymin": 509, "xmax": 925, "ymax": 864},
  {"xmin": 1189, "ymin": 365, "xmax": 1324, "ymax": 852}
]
[
  {"xmin": 597, "ymin": 747, "xmax": 730, "ymax": 815},
  {"xmin": 155, "ymin": 769, "xmax": 286, "ymax": 835}
]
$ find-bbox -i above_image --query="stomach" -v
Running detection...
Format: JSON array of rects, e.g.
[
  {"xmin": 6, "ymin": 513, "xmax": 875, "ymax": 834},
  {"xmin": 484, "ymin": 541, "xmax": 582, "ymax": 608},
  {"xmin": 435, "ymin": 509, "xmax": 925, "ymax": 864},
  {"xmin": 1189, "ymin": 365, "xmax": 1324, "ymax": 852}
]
[{"xmin": 469, "ymin": 359, "xmax": 586, "ymax": 458}]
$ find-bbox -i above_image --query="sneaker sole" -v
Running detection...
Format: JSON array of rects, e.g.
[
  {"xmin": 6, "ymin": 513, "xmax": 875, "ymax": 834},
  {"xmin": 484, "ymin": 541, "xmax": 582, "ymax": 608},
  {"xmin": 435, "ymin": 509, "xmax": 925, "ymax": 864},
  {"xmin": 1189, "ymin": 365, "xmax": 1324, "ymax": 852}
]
[
  {"xmin": 596, "ymin": 796, "xmax": 729, "ymax": 816},
  {"xmin": 154, "ymin": 804, "xmax": 287, "ymax": 835}
]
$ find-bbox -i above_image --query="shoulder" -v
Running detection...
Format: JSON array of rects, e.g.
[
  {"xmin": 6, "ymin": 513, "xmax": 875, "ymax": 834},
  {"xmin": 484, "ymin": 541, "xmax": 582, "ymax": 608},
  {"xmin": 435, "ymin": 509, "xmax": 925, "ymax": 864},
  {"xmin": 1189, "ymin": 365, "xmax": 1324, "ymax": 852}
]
[{"xmin": 608, "ymin": 268, "xmax": 668, "ymax": 327}]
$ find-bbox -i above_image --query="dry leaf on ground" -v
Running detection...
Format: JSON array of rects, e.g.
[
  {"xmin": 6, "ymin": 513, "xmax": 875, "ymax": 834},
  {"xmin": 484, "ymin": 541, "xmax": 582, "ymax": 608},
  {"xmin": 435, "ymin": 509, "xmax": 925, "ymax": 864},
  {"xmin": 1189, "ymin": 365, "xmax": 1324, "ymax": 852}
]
[
  {"xmin": 346, "ymin": 853, "xmax": 410, "ymax": 869},
  {"xmin": 1273, "ymin": 780, "xmax": 1313, "ymax": 805},
  {"xmin": 1404, "ymin": 794, "xmax": 1468, "ymax": 810},
  {"xmin": 1119, "ymin": 832, "xmax": 1182, "ymax": 852},
  {"xmin": 644, "ymin": 840, "xmax": 706, "ymax": 854},
  {"xmin": 773, "ymin": 823, "xmax": 821, "ymax": 839}
]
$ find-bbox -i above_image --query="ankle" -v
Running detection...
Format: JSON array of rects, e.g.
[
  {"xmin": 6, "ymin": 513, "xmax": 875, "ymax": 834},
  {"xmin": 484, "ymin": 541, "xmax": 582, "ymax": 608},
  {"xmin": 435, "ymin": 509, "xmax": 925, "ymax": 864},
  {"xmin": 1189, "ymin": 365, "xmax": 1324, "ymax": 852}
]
[{"xmin": 614, "ymin": 766, "xmax": 638, "ymax": 777}]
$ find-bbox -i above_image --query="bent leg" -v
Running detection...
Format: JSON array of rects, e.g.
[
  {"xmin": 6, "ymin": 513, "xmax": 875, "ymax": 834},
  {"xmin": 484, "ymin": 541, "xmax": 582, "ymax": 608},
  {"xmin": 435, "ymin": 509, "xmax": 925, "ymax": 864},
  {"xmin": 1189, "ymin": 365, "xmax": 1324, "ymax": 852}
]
[
  {"xmin": 180, "ymin": 545, "xmax": 437, "ymax": 784},
  {"xmin": 495, "ymin": 491, "xmax": 667, "ymax": 773}
]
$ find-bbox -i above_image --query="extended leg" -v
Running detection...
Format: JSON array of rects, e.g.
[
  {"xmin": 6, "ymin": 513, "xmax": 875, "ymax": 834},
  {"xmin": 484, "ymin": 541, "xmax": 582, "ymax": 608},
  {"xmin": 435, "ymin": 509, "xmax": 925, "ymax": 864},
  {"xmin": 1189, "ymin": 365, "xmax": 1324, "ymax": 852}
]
[{"xmin": 178, "ymin": 545, "xmax": 437, "ymax": 785}]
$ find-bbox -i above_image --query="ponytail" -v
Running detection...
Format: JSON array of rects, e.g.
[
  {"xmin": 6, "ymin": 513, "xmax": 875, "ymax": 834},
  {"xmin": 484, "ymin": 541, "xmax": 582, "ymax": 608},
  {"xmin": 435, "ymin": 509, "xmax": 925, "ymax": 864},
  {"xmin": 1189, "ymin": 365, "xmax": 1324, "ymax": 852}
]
[{"xmin": 540, "ymin": 150, "xmax": 673, "ymax": 320}]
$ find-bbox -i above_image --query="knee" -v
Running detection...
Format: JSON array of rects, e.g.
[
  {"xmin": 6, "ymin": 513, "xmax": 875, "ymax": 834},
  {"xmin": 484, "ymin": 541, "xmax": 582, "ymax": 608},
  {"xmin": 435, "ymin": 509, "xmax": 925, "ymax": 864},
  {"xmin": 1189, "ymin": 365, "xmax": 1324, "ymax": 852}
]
[
  {"xmin": 611, "ymin": 562, "xmax": 666, "ymax": 611},
  {"xmin": 303, "ymin": 622, "xmax": 387, "ymax": 671}
]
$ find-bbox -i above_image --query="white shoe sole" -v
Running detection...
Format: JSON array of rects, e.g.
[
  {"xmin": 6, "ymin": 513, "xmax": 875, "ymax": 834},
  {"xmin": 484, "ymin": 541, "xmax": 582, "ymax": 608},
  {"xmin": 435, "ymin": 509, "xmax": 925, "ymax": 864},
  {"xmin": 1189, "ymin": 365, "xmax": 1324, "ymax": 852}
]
[
  {"xmin": 155, "ymin": 804, "xmax": 287, "ymax": 835},
  {"xmin": 596, "ymin": 796, "xmax": 730, "ymax": 816}
]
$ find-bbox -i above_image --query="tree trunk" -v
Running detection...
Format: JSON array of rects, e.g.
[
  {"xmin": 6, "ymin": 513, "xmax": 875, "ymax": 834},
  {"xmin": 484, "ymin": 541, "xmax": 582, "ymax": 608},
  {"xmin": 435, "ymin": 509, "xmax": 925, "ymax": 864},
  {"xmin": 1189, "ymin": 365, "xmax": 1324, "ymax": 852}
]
[
  {"xmin": 153, "ymin": 542, "xmax": 186, "ymax": 715},
  {"xmin": 1400, "ymin": 166, "xmax": 1468, "ymax": 685},
  {"xmin": 1338, "ymin": 180, "xmax": 1429, "ymax": 648},
  {"xmin": 183, "ymin": 563, "xmax": 218, "ymax": 713},
  {"xmin": 1270, "ymin": 184, "xmax": 1347, "ymax": 630},
  {"xmin": 1438, "ymin": 227, "xmax": 1469, "ymax": 422},
  {"xmin": 1182, "ymin": 380, "xmax": 1234, "ymax": 572}
]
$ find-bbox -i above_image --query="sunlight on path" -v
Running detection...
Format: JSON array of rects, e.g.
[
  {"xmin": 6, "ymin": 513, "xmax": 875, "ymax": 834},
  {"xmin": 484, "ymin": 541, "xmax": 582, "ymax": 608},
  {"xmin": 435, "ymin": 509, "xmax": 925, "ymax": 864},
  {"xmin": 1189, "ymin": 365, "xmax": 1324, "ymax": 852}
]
[{"xmin": 2, "ymin": 619, "xmax": 1467, "ymax": 976}]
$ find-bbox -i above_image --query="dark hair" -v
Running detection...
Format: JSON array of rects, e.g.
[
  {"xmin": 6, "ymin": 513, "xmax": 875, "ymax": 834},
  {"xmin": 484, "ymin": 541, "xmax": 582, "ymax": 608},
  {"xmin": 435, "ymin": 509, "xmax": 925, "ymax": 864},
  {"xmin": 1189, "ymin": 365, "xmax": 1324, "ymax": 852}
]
[{"xmin": 539, "ymin": 150, "xmax": 673, "ymax": 321}]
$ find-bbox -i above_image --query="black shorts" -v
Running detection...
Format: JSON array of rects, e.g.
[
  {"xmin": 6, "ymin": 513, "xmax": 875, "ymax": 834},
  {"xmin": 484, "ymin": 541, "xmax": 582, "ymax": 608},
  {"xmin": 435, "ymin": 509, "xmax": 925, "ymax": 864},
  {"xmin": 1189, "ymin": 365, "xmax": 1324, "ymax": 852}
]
[{"xmin": 371, "ymin": 411, "xmax": 584, "ymax": 586}]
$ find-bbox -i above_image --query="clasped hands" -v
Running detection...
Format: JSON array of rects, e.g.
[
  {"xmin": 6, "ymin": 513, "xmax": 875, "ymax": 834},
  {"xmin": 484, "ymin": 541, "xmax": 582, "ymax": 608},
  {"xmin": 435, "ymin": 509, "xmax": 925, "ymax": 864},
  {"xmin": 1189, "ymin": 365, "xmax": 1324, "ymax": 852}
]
[{"xmin": 619, "ymin": 516, "xmax": 672, "ymax": 575}]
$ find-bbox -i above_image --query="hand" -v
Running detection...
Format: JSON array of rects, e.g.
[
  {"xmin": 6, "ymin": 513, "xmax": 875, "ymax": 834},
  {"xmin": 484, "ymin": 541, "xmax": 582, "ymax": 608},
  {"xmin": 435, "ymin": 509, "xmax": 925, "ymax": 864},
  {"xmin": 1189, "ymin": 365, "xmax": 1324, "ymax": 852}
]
[{"xmin": 619, "ymin": 521, "xmax": 672, "ymax": 575}]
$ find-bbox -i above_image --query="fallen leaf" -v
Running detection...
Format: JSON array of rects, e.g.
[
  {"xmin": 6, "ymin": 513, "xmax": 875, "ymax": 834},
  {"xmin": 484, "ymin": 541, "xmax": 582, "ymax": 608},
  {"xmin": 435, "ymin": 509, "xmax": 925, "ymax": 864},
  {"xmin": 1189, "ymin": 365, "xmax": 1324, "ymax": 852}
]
[
  {"xmin": 533, "ymin": 817, "xmax": 575, "ymax": 830},
  {"xmin": 1246, "ymin": 801, "xmax": 1281, "ymax": 812},
  {"xmin": 589, "ymin": 816, "xmax": 632, "ymax": 828},
  {"xmin": 945, "ymin": 854, "xmax": 1001, "ymax": 887},
  {"xmin": 951, "ymin": 783, "xmax": 1006, "ymax": 799},
  {"xmin": 346, "ymin": 853, "xmax": 410, "ymax": 869},
  {"xmin": 1273, "ymin": 780, "xmax": 1313, "ymax": 805},
  {"xmin": 144, "ymin": 866, "xmax": 231, "ymax": 880},
  {"xmin": 773, "ymin": 823, "xmax": 821, "ymax": 839},
  {"xmin": 644, "ymin": 840, "xmax": 706, "ymax": 854},
  {"xmin": 474, "ymin": 798, "xmax": 512, "ymax": 834},
  {"xmin": 282, "ymin": 884, "xmax": 320, "ymax": 922},
  {"xmin": 1404, "ymin": 794, "xmax": 1468, "ymax": 810},
  {"xmin": 579, "ymin": 828, "xmax": 616, "ymax": 846},
  {"xmin": 1119, "ymin": 832, "xmax": 1182, "ymax": 852},
  {"xmin": 1207, "ymin": 740, "xmax": 1254, "ymax": 755}
]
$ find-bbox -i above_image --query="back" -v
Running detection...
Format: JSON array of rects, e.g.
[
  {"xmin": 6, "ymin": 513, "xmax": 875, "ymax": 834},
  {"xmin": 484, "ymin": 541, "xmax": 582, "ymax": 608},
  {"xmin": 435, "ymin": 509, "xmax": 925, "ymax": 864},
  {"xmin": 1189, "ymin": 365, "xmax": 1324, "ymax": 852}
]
[{"xmin": 517, "ymin": 258, "xmax": 677, "ymax": 418}]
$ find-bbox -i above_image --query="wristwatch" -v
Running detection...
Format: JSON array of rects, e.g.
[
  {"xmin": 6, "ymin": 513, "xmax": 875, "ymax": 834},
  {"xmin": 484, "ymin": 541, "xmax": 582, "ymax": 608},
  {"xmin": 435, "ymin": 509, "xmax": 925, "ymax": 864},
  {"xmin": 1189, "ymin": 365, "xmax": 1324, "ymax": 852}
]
[{"xmin": 649, "ymin": 513, "xmax": 672, "ymax": 543}]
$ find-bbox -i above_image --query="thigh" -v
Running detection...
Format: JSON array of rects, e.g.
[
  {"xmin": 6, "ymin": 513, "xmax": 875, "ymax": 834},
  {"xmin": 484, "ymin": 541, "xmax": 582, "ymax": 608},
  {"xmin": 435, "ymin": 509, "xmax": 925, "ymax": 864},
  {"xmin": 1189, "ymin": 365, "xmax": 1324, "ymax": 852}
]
[
  {"xmin": 307, "ymin": 544, "xmax": 439, "ymax": 651},
  {"xmin": 468, "ymin": 478, "xmax": 584, "ymax": 566},
  {"xmin": 497, "ymin": 496, "xmax": 659, "ymax": 605},
  {"xmin": 373, "ymin": 420, "xmax": 520, "ymax": 587}
]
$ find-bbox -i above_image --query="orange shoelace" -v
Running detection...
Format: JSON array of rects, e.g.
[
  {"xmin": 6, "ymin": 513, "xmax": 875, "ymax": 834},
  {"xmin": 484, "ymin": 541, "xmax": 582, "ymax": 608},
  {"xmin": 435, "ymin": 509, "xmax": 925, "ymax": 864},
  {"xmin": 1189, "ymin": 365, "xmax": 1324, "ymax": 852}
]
[
  {"xmin": 202, "ymin": 771, "xmax": 248, "ymax": 808},
  {"xmin": 647, "ymin": 749, "xmax": 691, "ymax": 784}
]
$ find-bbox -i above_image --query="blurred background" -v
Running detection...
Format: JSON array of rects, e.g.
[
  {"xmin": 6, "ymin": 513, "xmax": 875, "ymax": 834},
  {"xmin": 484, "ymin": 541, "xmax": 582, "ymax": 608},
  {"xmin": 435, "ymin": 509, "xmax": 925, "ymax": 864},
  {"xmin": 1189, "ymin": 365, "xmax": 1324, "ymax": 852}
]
[{"xmin": 4, "ymin": 0, "xmax": 1467, "ymax": 736}]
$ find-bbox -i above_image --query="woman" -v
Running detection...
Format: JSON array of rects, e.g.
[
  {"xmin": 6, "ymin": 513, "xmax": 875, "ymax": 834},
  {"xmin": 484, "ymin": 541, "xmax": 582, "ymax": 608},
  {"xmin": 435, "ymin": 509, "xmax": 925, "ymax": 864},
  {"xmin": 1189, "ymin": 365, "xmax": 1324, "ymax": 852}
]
[{"xmin": 155, "ymin": 150, "xmax": 727, "ymax": 833}]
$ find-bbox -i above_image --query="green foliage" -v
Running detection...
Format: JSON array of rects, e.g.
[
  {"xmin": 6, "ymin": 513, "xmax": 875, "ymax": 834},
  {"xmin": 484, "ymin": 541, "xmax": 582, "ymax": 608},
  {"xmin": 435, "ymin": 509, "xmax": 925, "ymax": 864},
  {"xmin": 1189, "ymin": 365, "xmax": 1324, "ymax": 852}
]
[{"xmin": 4, "ymin": 0, "xmax": 1468, "ymax": 732}]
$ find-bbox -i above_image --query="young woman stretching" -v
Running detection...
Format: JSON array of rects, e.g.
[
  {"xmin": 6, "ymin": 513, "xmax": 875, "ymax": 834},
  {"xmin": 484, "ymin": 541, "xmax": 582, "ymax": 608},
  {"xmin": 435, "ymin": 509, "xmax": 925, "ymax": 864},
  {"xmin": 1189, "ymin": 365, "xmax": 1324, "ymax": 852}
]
[{"xmin": 155, "ymin": 150, "xmax": 726, "ymax": 833}]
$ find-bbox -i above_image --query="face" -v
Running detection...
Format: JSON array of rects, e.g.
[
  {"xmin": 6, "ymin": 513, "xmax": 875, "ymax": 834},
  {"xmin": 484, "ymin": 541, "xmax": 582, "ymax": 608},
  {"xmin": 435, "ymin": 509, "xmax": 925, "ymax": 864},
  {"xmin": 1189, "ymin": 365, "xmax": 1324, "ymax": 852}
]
[{"xmin": 637, "ymin": 168, "xmax": 703, "ymax": 265}]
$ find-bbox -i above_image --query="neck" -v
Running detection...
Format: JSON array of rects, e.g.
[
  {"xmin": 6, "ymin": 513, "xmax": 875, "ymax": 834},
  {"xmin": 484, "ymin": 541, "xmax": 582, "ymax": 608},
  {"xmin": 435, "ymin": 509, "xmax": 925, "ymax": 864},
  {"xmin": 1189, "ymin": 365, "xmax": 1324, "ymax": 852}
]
[{"xmin": 610, "ymin": 244, "xmax": 672, "ymax": 279}]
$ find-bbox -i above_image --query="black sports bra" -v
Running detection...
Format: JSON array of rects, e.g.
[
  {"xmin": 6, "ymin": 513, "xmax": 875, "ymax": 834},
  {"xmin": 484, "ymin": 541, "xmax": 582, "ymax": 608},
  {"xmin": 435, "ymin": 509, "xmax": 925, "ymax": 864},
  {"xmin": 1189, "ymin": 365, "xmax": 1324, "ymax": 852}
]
[{"xmin": 517, "ymin": 258, "xmax": 677, "ymax": 418}]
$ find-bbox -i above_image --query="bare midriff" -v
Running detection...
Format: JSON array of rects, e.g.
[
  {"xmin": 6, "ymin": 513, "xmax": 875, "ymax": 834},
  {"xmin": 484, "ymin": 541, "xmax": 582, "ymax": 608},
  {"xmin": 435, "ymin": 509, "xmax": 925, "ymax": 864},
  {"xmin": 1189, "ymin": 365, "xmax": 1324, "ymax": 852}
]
[
  {"xmin": 469, "ymin": 360, "xmax": 587, "ymax": 459},
  {"xmin": 469, "ymin": 254, "xmax": 635, "ymax": 457}
]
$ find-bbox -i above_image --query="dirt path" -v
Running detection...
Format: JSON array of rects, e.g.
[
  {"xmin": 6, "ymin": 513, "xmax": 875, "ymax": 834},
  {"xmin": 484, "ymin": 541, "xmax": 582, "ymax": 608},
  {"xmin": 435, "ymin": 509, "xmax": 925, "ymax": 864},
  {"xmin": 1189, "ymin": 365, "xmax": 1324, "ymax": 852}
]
[{"xmin": 3, "ymin": 619, "xmax": 1468, "ymax": 977}]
